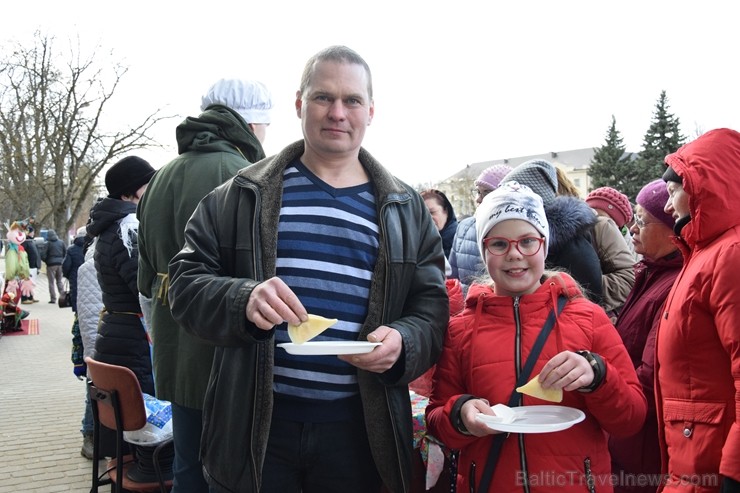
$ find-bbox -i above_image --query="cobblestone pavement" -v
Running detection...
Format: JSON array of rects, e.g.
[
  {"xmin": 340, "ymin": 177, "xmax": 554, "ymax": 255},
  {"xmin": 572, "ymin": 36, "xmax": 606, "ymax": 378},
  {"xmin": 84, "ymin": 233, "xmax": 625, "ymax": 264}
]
[{"xmin": 1, "ymin": 273, "xmax": 98, "ymax": 492}]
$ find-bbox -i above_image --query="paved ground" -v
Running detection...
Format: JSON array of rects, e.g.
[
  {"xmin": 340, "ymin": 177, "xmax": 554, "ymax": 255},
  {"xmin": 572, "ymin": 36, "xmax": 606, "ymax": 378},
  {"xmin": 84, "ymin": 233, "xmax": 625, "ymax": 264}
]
[{"xmin": 0, "ymin": 273, "xmax": 97, "ymax": 492}]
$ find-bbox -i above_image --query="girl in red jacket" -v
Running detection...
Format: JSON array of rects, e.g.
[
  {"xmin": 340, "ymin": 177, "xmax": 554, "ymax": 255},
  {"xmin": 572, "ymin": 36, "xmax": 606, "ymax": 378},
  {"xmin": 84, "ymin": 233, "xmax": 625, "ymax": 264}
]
[{"xmin": 426, "ymin": 181, "xmax": 647, "ymax": 493}]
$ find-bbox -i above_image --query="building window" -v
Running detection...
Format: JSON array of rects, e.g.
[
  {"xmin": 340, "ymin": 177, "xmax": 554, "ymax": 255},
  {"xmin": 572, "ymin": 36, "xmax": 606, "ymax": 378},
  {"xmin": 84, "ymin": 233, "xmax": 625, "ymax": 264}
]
[{"xmin": 573, "ymin": 178, "xmax": 581, "ymax": 187}]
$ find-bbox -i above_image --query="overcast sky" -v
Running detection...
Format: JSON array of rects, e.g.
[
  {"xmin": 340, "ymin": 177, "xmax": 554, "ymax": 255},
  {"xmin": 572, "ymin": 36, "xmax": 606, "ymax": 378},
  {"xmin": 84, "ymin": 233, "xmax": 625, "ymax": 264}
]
[{"xmin": 5, "ymin": 0, "xmax": 740, "ymax": 185}]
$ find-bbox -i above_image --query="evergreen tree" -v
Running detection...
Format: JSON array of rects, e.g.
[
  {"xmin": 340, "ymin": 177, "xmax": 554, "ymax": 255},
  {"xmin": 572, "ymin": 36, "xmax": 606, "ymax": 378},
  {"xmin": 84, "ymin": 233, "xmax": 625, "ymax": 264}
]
[
  {"xmin": 631, "ymin": 90, "xmax": 685, "ymax": 199},
  {"xmin": 588, "ymin": 115, "xmax": 635, "ymax": 194}
]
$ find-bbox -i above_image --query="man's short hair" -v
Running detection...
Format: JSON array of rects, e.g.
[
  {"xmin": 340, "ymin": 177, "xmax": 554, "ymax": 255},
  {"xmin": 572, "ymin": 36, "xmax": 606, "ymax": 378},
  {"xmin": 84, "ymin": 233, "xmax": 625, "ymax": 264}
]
[{"xmin": 299, "ymin": 45, "xmax": 373, "ymax": 99}]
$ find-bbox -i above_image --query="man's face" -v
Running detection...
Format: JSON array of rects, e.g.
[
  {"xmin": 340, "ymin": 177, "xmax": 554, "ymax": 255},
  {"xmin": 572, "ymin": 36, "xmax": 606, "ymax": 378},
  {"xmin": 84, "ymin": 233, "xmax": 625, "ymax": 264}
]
[{"xmin": 295, "ymin": 60, "xmax": 374, "ymax": 160}]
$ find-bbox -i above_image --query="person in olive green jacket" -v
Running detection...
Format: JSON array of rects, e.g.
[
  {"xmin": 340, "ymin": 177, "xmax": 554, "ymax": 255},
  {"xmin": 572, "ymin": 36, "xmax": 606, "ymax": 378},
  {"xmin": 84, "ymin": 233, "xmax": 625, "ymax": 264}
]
[{"xmin": 137, "ymin": 78, "xmax": 272, "ymax": 493}]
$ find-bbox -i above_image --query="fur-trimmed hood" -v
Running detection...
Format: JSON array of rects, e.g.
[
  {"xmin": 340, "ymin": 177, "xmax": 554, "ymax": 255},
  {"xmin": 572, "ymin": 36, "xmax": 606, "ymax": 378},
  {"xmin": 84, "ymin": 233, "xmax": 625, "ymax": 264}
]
[{"xmin": 545, "ymin": 196, "xmax": 598, "ymax": 255}]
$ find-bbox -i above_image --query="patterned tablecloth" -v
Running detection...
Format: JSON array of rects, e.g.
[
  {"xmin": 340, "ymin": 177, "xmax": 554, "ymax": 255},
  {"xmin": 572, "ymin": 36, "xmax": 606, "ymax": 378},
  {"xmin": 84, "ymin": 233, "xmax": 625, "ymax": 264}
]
[{"xmin": 410, "ymin": 391, "xmax": 447, "ymax": 490}]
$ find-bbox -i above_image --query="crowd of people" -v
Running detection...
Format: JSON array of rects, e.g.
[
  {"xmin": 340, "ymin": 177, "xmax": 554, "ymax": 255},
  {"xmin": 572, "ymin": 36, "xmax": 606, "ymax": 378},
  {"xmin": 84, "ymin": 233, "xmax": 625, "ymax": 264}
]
[{"xmin": 5, "ymin": 44, "xmax": 737, "ymax": 493}]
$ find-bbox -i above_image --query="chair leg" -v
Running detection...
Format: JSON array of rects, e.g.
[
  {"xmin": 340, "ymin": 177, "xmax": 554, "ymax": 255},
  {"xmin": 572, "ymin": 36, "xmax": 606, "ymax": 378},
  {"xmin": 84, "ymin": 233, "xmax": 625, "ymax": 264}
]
[{"xmin": 152, "ymin": 440, "xmax": 170, "ymax": 493}]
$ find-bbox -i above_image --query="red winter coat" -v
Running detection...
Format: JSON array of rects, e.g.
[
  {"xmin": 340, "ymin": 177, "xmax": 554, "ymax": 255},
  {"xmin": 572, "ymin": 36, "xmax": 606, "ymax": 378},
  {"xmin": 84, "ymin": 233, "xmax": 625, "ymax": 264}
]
[
  {"xmin": 656, "ymin": 128, "xmax": 740, "ymax": 492},
  {"xmin": 426, "ymin": 274, "xmax": 646, "ymax": 493},
  {"xmin": 610, "ymin": 252, "xmax": 682, "ymax": 493}
]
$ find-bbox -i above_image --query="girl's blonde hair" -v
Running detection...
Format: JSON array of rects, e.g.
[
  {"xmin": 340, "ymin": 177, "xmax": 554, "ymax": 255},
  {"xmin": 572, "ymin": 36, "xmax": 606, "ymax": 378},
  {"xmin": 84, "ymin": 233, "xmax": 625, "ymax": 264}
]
[{"xmin": 556, "ymin": 167, "xmax": 581, "ymax": 198}]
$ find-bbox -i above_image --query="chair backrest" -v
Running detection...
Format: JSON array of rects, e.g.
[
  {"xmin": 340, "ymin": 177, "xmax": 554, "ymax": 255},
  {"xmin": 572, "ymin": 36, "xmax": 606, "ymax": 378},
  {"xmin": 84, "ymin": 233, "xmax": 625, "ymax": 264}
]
[{"xmin": 85, "ymin": 356, "xmax": 147, "ymax": 431}]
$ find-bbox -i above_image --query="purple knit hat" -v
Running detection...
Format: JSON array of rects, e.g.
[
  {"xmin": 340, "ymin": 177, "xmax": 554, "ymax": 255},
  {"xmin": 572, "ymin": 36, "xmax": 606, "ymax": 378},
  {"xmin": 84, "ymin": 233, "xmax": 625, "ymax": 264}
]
[
  {"xmin": 636, "ymin": 179, "xmax": 674, "ymax": 229},
  {"xmin": 474, "ymin": 164, "xmax": 513, "ymax": 191}
]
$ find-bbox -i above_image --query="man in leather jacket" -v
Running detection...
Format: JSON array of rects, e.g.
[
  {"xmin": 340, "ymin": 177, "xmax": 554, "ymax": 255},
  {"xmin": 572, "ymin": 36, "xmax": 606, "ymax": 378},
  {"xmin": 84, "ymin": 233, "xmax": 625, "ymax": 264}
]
[{"xmin": 168, "ymin": 45, "xmax": 448, "ymax": 493}]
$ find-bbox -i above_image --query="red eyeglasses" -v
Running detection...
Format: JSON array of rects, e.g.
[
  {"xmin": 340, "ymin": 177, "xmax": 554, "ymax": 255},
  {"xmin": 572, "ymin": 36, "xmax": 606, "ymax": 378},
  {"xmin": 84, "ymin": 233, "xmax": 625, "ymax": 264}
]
[{"xmin": 483, "ymin": 236, "xmax": 545, "ymax": 256}]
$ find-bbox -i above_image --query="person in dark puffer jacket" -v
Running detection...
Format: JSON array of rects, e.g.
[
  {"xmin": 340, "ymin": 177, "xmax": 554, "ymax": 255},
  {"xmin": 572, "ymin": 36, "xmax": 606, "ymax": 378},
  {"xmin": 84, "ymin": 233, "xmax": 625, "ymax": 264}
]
[
  {"xmin": 44, "ymin": 229, "xmax": 67, "ymax": 303},
  {"xmin": 62, "ymin": 227, "xmax": 87, "ymax": 312},
  {"xmin": 86, "ymin": 155, "xmax": 156, "ymax": 457}
]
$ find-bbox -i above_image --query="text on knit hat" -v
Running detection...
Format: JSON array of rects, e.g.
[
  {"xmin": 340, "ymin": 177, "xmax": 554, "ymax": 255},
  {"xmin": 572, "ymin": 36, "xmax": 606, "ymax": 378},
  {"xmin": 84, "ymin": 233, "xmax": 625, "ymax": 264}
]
[{"xmin": 475, "ymin": 181, "xmax": 550, "ymax": 259}]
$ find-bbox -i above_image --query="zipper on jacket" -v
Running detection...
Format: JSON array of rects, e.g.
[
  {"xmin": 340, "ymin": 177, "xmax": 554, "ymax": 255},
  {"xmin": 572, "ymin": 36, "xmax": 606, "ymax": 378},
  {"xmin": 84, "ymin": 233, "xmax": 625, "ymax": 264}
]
[
  {"xmin": 249, "ymin": 349, "xmax": 261, "ymax": 490},
  {"xmin": 379, "ymin": 197, "xmax": 409, "ymax": 493},
  {"xmin": 513, "ymin": 297, "xmax": 522, "ymax": 382},
  {"xmin": 517, "ymin": 433, "xmax": 530, "ymax": 493},
  {"xmin": 583, "ymin": 457, "xmax": 596, "ymax": 493},
  {"xmin": 469, "ymin": 461, "xmax": 476, "ymax": 493},
  {"xmin": 250, "ymin": 185, "xmax": 262, "ymax": 280},
  {"xmin": 245, "ymin": 183, "xmax": 263, "ymax": 490},
  {"xmin": 513, "ymin": 297, "xmax": 531, "ymax": 493}
]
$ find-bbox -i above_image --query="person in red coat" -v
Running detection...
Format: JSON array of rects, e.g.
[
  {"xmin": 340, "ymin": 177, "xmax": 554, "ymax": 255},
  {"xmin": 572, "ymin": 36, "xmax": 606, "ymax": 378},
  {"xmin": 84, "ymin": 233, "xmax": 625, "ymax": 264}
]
[
  {"xmin": 426, "ymin": 181, "xmax": 646, "ymax": 493},
  {"xmin": 609, "ymin": 179, "xmax": 683, "ymax": 493},
  {"xmin": 656, "ymin": 128, "xmax": 740, "ymax": 493}
]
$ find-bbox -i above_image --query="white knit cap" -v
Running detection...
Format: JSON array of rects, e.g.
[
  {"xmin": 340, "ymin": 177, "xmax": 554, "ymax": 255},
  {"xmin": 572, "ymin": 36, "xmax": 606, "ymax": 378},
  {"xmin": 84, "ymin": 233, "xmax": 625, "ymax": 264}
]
[
  {"xmin": 475, "ymin": 181, "xmax": 550, "ymax": 258},
  {"xmin": 200, "ymin": 79, "xmax": 273, "ymax": 124}
]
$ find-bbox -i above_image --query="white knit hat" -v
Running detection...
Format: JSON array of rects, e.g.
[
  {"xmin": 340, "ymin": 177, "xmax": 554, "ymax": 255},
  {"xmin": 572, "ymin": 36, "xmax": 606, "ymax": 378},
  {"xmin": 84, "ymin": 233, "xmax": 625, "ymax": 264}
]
[
  {"xmin": 475, "ymin": 181, "xmax": 550, "ymax": 258},
  {"xmin": 200, "ymin": 79, "xmax": 273, "ymax": 124}
]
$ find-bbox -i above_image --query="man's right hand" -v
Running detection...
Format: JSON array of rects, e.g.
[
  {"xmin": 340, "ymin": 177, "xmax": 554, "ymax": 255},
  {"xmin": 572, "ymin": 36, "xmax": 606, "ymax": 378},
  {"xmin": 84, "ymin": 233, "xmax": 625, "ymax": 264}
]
[{"xmin": 246, "ymin": 277, "xmax": 307, "ymax": 330}]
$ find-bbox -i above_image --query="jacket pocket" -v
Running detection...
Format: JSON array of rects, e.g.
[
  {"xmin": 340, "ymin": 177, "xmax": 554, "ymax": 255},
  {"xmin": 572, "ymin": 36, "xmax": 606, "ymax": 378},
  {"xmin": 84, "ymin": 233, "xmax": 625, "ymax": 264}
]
[{"xmin": 662, "ymin": 398, "xmax": 726, "ymax": 479}]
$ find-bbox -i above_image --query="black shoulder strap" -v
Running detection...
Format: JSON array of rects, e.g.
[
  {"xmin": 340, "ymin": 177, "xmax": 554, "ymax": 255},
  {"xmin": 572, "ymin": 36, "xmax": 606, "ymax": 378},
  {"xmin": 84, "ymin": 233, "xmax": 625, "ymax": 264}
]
[{"xmin": 476, "ymin": 295, "xmax": 567, "ymax": 493}]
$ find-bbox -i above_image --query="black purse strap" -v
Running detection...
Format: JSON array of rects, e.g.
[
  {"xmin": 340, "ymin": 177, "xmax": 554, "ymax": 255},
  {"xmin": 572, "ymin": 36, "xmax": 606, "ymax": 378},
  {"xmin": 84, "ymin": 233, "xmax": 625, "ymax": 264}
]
[{"xmin": 475, "ymin": 295, "xmax": 567, "ymax": 493}]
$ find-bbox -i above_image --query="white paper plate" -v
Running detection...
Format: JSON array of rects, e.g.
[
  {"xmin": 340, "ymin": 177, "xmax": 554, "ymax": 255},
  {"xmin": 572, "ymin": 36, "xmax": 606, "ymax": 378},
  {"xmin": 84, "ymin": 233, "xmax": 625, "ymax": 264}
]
[
  {"xmin": 277, "ymin": 341, "xmax": 382, "ymax": 356},
  {"xmin": 475, "ymin": 405, "xmax": 585, "ymax": 433}
]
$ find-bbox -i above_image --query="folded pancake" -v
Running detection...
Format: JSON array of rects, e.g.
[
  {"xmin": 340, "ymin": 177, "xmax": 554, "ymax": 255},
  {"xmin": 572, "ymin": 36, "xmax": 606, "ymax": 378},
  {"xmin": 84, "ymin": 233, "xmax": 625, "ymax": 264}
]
[
  {"xmin": 515, "ymin": 374, "xmax": 563, "ymax": 403},
  {"xmin": 287, "ymin": 314, "xmax": 338, "ymax": 344}
]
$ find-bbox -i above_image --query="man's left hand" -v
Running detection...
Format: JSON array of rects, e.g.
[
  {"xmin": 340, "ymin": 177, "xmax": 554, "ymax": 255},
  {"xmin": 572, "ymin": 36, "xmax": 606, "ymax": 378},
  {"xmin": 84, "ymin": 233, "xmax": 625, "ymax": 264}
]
[{"xmin": 339, "ymin": 326, "xmax": 401, "ymax": 373}]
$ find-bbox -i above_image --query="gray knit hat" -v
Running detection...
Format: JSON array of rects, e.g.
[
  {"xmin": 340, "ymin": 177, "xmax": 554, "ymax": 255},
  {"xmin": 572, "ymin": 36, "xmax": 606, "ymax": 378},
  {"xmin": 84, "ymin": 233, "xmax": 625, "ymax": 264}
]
[{"xmin": 501, "ymin": 159, "xmax": 558, "ymax": 206}]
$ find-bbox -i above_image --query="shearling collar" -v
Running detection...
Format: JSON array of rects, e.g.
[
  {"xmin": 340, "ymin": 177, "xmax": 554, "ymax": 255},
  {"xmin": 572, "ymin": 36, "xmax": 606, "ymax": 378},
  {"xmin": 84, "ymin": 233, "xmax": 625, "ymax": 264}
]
[{"xmin": 236, "ymin": 140, "xmax": 409, "ymax": 200}]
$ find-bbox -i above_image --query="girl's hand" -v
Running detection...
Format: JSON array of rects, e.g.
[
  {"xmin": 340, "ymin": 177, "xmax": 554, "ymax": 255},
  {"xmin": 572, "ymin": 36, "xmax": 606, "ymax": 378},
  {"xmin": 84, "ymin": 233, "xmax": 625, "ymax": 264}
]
[
  {"xmin": 461, "ymin": 399, "xmax": 501, "ymax": 436},
  {"xmin": 539, "ymin": 351, "xmax": 595, "ymax": 391}
]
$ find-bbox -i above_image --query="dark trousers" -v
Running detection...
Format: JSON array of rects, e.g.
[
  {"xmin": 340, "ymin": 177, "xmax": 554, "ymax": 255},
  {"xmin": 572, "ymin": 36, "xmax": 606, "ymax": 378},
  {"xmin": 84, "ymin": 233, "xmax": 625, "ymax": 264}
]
[
  {"xmin": 171, "ymin": 403, "xmax": 213, "ymax": 493},
  {"xmin": 46, "ymin": 264, "xmax": 64, "ymax": 301},
  {"xmin": 260, "ymin": 417, "xmax": 382, "ymax": 493}
]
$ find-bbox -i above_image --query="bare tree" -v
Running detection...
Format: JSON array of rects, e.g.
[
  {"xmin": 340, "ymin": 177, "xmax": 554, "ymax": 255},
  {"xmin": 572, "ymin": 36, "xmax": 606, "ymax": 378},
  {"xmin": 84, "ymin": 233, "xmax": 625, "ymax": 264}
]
[{"xmin": 0, "ymin": 31, "xmax": 172, "ymax": 234}]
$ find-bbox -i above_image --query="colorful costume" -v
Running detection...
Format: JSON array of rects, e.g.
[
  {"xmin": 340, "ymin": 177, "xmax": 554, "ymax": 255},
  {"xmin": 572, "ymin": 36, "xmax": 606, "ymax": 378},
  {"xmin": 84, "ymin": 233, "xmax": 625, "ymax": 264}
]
[{"xmin": 3, "ymin": 221, "xmax": 32, "ymax": 331}]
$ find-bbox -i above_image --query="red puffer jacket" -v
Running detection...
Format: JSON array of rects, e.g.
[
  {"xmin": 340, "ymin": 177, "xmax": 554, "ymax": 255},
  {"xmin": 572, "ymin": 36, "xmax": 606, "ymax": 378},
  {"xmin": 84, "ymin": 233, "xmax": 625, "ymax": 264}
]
[
  {"xmin": 427, "ymin": 274, "xmax": 646, "ymax": 493},
  {"xmin": 656, "ymin": 128, "xmax": 740, "ymax": 492}
]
